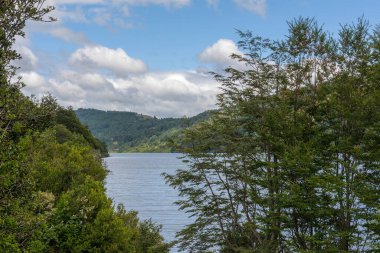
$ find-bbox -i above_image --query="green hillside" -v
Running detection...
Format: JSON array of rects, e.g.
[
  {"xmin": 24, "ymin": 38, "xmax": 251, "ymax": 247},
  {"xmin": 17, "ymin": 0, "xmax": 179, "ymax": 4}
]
[{"xmin": 75, "ymin": 108, "xmax": 212, "ymax": 152}]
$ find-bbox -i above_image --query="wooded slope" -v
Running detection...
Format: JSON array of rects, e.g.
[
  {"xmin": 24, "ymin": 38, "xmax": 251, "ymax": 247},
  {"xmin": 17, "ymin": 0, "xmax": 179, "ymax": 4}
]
[{"xmin": 76, "ymin": 108, "xmax": 212, "ymax": 152}]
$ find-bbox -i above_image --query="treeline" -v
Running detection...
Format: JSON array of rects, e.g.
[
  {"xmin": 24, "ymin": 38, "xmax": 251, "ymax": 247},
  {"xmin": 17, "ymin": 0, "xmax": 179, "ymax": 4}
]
[
  {"xmin": 165, "ymin": 18, "xmax": 380, "ymax": 252},
  {"xmin": 76, "ymin": 108, "xmax": 211, "ymax": 152},
  {"xmin": 0, "ymin": 1, "xmax": 169, "ymax": 252}
]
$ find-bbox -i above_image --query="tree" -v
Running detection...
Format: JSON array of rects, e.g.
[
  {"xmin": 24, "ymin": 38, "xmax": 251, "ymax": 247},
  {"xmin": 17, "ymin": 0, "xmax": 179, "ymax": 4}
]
[
  {"xmin": 0, "ymin": 0, "xmax": 54, "ymax": 81},
  {"xmin": 0, "ymin": 0, "xmax": 56, "ymax": 146},
  {"xmin": 0, "ymin": 1, "xmax": 170, "ymax": 252},
  {"xmin": 165, "ymin": 18, "xmax": 380, "ymax": 252}
]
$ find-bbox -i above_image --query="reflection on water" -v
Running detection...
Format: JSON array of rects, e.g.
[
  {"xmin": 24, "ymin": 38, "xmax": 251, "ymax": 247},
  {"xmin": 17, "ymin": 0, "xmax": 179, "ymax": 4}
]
[{"xmin": 104, "ymin": 153, "xmax": 190, "ymax": 253}]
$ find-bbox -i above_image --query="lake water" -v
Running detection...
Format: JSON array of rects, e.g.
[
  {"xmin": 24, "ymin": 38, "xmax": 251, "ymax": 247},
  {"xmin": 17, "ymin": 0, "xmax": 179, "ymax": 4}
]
[{"xmin": 104, "ymin": 153, "xmax": 190, "ymax": 253}]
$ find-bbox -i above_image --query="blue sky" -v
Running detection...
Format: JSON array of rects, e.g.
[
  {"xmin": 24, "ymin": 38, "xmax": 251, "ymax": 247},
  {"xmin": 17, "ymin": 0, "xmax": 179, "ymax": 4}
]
[{"xmin": 17, "ymin": 0, "xmax": 380, "ymax": 117}]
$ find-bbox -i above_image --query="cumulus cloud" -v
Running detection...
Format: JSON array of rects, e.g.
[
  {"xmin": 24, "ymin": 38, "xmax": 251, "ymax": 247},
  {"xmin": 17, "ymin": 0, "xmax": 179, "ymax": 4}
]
[
  {"xmin": 233, "ymin": 0, "xmax": 266, "ymax": 17},
  {"xmin": 199, "ymin": 39, "xmax": 245, "ymax": 70},
  {"xmin": 14, "ymin": 40, "xmax": 219, "ymax": 117},
  {"xmin": 108, "ymin": 72, "xmax": 218, "ymax": 117},
  {"xmin": 70, "ymin": 46, "xmax": 147, "ymax": 75},
  {"xmin": 20, "ymin": 72, "xmax": 47, "ymax": 90},
  {"xmin": 20, "ymin": 69, "xmax": 218, "ymax": 117},
  {"xmin": 14, "ymin": 47, "xmax": 38, "ymax": 71},
  {"xmin": 16, "ymin": 36, "xmax": 255, "ymax": 117},
  {"xmin": 16, "ymin": 44, "xmax": 217, "ymax": 117}
]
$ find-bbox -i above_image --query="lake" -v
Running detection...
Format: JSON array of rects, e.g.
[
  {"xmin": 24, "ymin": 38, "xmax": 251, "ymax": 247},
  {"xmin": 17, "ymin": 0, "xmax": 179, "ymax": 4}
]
[{"xmin": 104, "ymin": 153, "xmax": 190, "ymax": 253}]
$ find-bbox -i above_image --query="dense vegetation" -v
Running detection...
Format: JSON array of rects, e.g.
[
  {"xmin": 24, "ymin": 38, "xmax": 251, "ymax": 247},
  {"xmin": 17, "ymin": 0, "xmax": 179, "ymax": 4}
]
[
  {"xmin": 57, "ymin": 108, "xmax": 109, "ymax": 157},
  {"xmin": 0, "ymin": 1, "xmax": 169, "ymax": 252},
  {"xmin": 76, "ymin": 108, "xmax": 211, "ymax": 152},
  {"xmin": 165, "ymin": 18, "xmax": 380, "ymax": 252}
]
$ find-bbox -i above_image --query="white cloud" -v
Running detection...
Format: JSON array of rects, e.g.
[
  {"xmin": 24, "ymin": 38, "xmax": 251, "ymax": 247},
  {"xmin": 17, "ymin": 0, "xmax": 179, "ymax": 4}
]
[
  {"xmin": 199, "ymin": 39, "xmax": 240, "ymax": 64},
  {"xmin": 107, "ymin": 71, "xmax": 218, "ymax": 116},
  {"xmin": 49, "ymin": 27, "xmax": 90, "ymax": 44},
  {"xmin": 233, "ymin": 0, "xmax": 266, "ymax": 17},
  {"xmin": 17, "ymin": 41, "xmax": 217, "ymax": 117},
  {"xmin": 20, "ymin": 69, "xmax": 218, "ymax": 118},
  {"xmin": 70, "ymin": 46, "xmax": 147, "ymax": 75},
  {"xmin": 26, "ymin": 7, "xmax": 91, "ymax": 45},
  {"xmin": 199, "ymin": 39, "xmax": 245, "ymax": 69},
  {"xmin": 16, "ymin": 36, "xmax": 247, "ymax": 117},
  {"xmin": 20, "ymin": 72, "xmax": 47, "ymax": 89},
  {"xmin": 52, "ymin": 5, "xmax": 89, "ymax": 23},
  {"xmin": 51, "ymin": 79, "xmax": 87, "ymax": 101},
  {"xmin": 24, "ymin": 1, "xmax": 90, "ymax": 46},
  {"xmin": 15, "ymin": 47, "xmax": 38, "ymax": 71},
  {"xmin": 13, "ymin": 36, "xmax": 39, "ymax": 72}
]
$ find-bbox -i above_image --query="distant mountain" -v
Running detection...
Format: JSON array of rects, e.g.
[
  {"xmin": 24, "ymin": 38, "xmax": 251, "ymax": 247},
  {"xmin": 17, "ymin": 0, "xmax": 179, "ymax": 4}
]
[{"xmin": 75, "ymin": 108, "xmax": 212, "ymax": 152}]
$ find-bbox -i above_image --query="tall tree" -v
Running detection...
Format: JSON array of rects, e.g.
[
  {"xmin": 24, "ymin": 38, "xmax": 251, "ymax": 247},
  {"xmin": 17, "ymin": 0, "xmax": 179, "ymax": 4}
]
[{"xmin": 165, "ymin": 18, "xmax": 380, "ymax": 252}]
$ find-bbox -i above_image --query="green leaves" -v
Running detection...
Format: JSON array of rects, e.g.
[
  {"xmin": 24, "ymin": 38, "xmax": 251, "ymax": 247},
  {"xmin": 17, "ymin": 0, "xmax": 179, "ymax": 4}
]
[
  {"xmin": 167, "ymin": 18, "xmax": 380, "ymax": 252},
  {"xmin": 0, "ymin": 1, "xmax": 170, "ymax": 252},
  {"xmin": 0, "ymin": 1, "xmax": 54, "ymax": 84}
]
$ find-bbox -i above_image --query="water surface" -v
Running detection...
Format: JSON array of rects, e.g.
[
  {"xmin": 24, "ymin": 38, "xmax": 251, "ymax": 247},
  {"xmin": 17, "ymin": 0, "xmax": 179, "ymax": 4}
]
[{"xmin": 104, "ymin": 153, "xmax": 190, "ymax": 252}]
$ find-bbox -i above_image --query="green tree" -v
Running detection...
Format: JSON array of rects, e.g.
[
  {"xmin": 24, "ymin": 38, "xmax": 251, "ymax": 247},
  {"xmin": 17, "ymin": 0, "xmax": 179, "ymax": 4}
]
[
  {"xmin": 0, "ymin": 0, "xmax": 55, "ymax": 144},
  {"xmin": 56, "ymin": 107, "xmax": 109, "ymax": 157},
  {"xmin": 0, "ymin": 1, "xmax": 170, "ymax": 252},
  {"xmin": 165, "ymin": 18, "xmax": 380, "ymax": 252}
]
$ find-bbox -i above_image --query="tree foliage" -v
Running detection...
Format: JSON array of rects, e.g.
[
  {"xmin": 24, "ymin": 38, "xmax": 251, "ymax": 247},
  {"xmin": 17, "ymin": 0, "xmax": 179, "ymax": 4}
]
[
  {"xmin": 0, "ymin": 1, "xmax": 168, "ymax": 252},
  {"xmin": 165, "ymin": 18, "xmax": 380, "ymax": 252},
  {"xmin": 56, "ymin": 107, "xmax": 109, "ymax": 157}
]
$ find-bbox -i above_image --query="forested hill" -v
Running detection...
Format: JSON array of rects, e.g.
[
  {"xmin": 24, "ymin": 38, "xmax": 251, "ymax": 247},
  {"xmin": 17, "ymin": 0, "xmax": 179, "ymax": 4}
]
[{"xmin": 75, "ymin": 108, "xmax": 212, "ymax": 152}]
